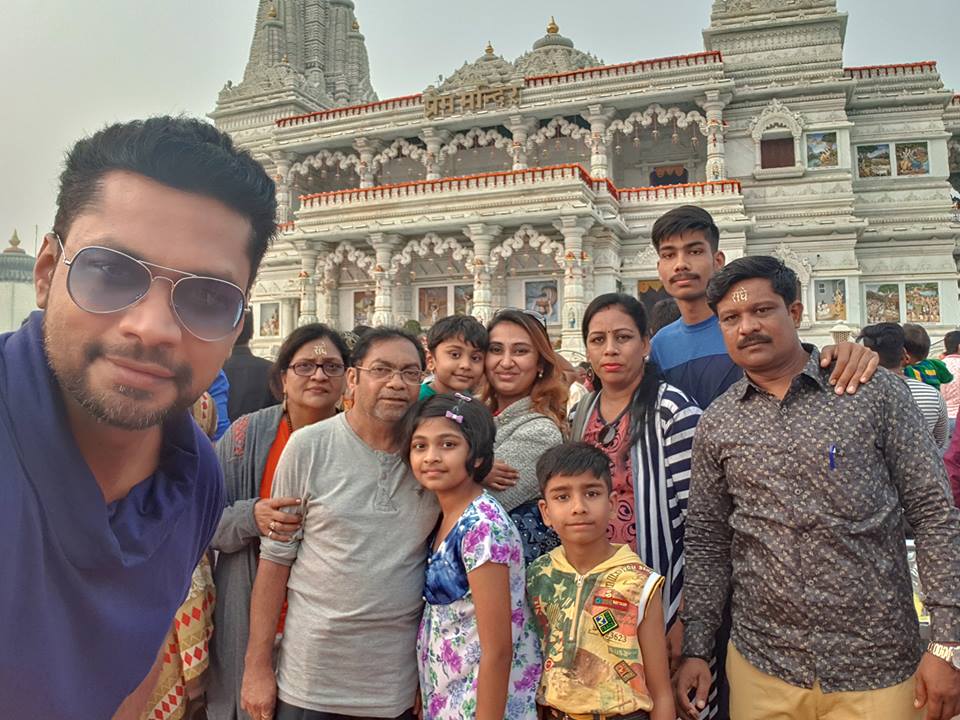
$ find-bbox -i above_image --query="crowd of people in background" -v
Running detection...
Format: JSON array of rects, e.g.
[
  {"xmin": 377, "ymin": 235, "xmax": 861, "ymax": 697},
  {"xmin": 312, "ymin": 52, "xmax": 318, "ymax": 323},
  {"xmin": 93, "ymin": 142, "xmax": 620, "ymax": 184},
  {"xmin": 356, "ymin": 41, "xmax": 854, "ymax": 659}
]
[{"xmin": 4, "ymin": 116, "xmax": 960, "ymax": 720}]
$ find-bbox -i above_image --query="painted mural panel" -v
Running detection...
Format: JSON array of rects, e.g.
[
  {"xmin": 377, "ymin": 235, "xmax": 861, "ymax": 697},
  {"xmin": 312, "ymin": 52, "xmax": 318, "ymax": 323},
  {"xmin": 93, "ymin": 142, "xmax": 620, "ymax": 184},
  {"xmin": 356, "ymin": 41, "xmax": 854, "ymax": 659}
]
[
  {"xmin": 353, "ymin": 290, "xmax": 375, "ymax": 326},
  {"xmin": 806, "ymin": 132, "xmax": 839, "ymax": 169},
  {"xmin": 905, "ymin": 282, "xmax": 940, "ymax": 323},
  {"xmin": 815, "ymin": 279, "xmax": 847, "ymax": 322},
  {"xmin": 857, "ymin": 144, "xmax": 892, "ymax": 178},
  {"xmin": 259, "ymin": 302, "xmax": 279, "ymax": 337},
  {"xmin": 896, "ymin": 142, "xmax": 930, "ymax": 176},
  {"xmin": 418, "ymin": 286, "xmax": 448, "ymax": 327},
  {"xmin": 865, "ymin": 284, "xmax": 901, "ymax": 323},
  {"xmin": 524, "ymin": 280, "xmax": 559, "ymax": 323},
  {"xmin": 454, "ymin": 285, "xmax": 474, "ymax": 316}
]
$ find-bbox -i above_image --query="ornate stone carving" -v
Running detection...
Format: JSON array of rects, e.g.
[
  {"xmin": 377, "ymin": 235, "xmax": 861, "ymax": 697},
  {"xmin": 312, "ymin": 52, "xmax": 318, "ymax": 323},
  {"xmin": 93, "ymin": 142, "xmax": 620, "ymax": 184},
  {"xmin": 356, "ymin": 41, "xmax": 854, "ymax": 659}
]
[
  {"xmin": 433, "ymin": 43, "xmax": 520, "ymax": 93},
  {"xmin": 288, "ymin": 150, "xmax": 361, "ymax": 181},
  {"xmin": 371, "ymin": 138, "xmax": 428, "ymax": 173},
  {"xmin": 634, "ymin": 245, "xmax": 659, "ymax": 269},
  {"xmin": 490, "ymin": 225, "xmax": 565, "ymax": 267},
  {"xmin": 513, "ymin": 20, "xmax": 600, "ymax": 77},
  {"xmin": 317, "ymin": 241, "xmax": 375, "ymax": 280},
  {"xmin": 389, "ymin": 233, "xmax": 472, "ymax": 275},
  {"xmin": 440, "ymin": 127, "xmax": 513, "ymax": 161},
  {"xmin": 772, "ymin": 243, "xmax": 812, "ymax": 285},
  {"xmin": 749, "ymin": 99, "xmax": 804, "ymax": 142},
  {"xmin": 525, "ymin": 116, "xmax": 592, "ymax": 151},
  {"xmin": 606, "ymin": 105, "xmax": 709, "ymax": 143}
]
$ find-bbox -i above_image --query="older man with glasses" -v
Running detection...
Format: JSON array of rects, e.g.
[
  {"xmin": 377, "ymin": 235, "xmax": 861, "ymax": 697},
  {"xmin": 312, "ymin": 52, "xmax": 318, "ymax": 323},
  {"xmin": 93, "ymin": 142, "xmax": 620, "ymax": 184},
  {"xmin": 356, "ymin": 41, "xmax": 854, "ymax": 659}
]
[
  {"xmin": 240, "ymin": 327, "xmax": 439, "ymax": 720},
  {"xmin": 0, "ymin": 117, "xmax": 276, "ymax": 719}
]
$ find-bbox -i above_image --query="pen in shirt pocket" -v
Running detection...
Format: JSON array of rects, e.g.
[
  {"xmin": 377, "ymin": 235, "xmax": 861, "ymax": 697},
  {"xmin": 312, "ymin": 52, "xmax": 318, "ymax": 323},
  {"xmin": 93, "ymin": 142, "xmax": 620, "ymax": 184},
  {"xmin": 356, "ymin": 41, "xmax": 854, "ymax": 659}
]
[{"xmin": 828, "ymin": 443, "xmax": 838, "ymax": 471}]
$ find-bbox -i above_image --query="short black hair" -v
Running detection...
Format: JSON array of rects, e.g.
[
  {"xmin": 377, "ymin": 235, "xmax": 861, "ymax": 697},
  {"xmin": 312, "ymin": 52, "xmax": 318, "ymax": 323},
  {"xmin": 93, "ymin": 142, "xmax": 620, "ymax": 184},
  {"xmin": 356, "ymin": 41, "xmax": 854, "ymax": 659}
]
[
  {"xmin": 351, "ymin": 326, "xmax": 426, "ymax": 369},
  {"xmin": 651, "ymin": 205, "xmax": 720, "ymax": 252},
  {"xmin": 577, "ymin": 361, "xmax": 592, "ymax": 371},
  {"xmin": 706, "ymin": 255, "xmax": 799, "ymax": 313},
  {"xmin": 235, "ymin": 310, "xmax": 254, "ymax": 346},
  {"xmin": 397, "ymin": 393, "xmax": 496, "ymax": 482},
  {"xmin": 649, "ymin": 298, "xmax": 681, "ymax": 336},
  {"xmin": 53, "ymin": 116, "xmax": 276, "ymax": 287},
  {"xmin": 536, "ymin": 442, "xmax": 612, "ymax": 494},
  {"xmin": 944, "ymin": 330, "xmax": 960, "ymax": 355},
  {"xmin": 903, "ymin": 323, "xmax": 931, "ymax": 360},
  {"xmin": 426, "ymin": 315, "xmax": 489, "ymax": 352},
  {"xmin": 857, "ymin": 323, "xmax": 905, "ymax": 370},
  {"xmin": 268, "ymin": 323, "xmax": 351, "ymax": 400}
]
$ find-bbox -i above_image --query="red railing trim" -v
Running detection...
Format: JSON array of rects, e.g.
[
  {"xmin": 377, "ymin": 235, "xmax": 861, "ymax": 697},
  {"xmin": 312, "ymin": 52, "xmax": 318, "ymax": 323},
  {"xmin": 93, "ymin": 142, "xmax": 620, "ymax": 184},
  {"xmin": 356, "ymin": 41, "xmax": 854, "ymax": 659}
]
[
  {"xmin": 524, "ymin": 50, "xmax": 722, "ymax": 86},
  {"xmin": 843, "ymin": 61, "xmax": 937, "ymax": 79},
  {"xmin": 295, "ymin": 164, "xmax": 741, "ymax": 208},
  {"xmin": 275, "ymin": 51, "xmax": 724, "ymax": 128}
]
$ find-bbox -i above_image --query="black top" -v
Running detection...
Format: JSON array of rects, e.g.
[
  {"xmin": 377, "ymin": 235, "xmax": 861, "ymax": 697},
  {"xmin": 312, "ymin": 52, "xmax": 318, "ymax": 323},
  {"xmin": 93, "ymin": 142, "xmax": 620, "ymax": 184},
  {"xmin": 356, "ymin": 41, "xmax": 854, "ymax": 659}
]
[{"xmin": 222, "ymin": 346, "xmax": 276, "ymax": 421}]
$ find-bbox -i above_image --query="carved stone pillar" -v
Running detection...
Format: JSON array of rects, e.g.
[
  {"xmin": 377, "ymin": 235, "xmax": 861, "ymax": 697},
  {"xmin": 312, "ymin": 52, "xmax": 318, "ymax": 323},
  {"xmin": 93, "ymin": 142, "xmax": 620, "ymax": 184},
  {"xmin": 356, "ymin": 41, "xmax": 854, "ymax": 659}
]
[
  {"xmin": 556, "ymin": 217, "xmax": 594, "ymax": 355},
  {"xmin": 369, "ymin": 233, "xmax": 400, "ymax": 326},
  {"xmin": 295, "ymin": 244, "xmax": 319, "ymax": 325},
  {"xmin": 463, "ymin": 223, "xmax": 503, "ymax": 324},
  {"xmin": 353, "ymin": 137, "xmax": 381, "ymax": 188},
  {"xmin": 582, "ymin": 105, "xmax": 616, "ymax": 179},
  {"xmin": 583, "ymin": 234, "xmax": 596, "ymax": 300},
  {"xmin": 281, "ymin": 298, "xmax": 297, "ymax": 337},
  {"xmin": 592, "ymin": 234, "xmax": 622, "ymax": 296},
  {"xmin": 698, "ymin": 91, "xmax": 730, "ymax": 181},
  {"xmin": 508, "ymin": 115, "xmax": 537, "ymax": 171},
  {"xmin": 420, "ymin": 127, "xmax": 450, "ymax": 180},
  {"xmin": 317, "ymin": 254, "xmax": 341, "ymax": 328},
  {"xmin": 272, "ymin": 153, "xmax": 294, "ymax": 223}
]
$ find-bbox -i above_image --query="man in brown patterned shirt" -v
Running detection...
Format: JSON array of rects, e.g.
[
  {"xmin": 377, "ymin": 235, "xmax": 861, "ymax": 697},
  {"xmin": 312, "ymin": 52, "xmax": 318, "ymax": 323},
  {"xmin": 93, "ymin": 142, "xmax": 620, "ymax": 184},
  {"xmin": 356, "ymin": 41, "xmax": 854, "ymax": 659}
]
[{"xmin": 675, "ymin": 256, "xmax": 960, "ymax": 720}]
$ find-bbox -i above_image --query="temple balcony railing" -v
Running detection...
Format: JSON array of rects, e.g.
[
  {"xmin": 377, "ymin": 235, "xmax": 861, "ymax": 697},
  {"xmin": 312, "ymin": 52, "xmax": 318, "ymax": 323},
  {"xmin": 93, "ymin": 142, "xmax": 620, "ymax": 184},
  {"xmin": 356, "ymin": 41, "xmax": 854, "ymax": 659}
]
[
  {"xmin": 287, "ymin": 164, "xmax": 744, "ymax": 237},
  {"xmin": 272, "ymin": 51, "xmax": 728, "ymax": 144}
]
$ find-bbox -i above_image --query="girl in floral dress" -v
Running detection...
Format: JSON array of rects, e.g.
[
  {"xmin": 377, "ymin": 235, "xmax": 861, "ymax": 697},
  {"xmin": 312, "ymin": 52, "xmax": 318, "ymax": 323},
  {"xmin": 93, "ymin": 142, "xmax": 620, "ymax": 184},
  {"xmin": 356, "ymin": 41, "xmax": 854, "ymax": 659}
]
[{"xmin": 398, "ymin": 393, "xmax": 541, "ymax": 720}]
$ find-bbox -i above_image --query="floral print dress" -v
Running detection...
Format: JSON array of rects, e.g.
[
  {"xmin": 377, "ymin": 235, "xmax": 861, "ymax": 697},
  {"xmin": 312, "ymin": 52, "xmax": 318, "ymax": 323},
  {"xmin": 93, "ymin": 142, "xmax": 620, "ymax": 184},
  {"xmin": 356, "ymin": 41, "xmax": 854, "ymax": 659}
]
[{"xmin": 417, "ymin": 492, "xmax": 541, "ymax": 720}]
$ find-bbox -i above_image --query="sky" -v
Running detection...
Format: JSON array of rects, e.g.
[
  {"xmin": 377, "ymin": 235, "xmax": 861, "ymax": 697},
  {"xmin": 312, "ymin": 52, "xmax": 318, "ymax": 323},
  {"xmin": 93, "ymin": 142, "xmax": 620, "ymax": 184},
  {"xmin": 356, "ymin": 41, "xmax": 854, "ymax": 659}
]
[{"xmin": 2, "ymin": 0, "xmax": 957, "ymax": 256}]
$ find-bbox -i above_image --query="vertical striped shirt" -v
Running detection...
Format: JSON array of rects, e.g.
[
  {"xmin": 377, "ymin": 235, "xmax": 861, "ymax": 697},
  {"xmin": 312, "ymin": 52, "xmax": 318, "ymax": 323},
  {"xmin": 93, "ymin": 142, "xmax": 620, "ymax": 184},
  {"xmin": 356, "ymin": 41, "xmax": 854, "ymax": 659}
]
[{"xmin": 903, "ymin": 376, "xmax": 948, "ymax": 449}]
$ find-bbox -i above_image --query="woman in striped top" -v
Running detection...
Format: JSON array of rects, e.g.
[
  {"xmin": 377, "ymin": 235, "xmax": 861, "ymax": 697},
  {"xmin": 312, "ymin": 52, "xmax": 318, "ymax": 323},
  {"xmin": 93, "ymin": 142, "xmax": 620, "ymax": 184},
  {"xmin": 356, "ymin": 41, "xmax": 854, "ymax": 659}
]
[{"xmin": 571, "ymin": 293, "xmax": 703, "ymax": 689}]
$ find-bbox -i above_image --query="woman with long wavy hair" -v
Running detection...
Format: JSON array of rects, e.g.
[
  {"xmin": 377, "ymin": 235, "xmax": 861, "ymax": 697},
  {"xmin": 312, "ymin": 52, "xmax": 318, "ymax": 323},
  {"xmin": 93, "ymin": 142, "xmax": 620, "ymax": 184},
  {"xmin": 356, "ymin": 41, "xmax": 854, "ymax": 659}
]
[{"xmin": 481, "ymin": 308, "xmax": 567, "ymax": 563}]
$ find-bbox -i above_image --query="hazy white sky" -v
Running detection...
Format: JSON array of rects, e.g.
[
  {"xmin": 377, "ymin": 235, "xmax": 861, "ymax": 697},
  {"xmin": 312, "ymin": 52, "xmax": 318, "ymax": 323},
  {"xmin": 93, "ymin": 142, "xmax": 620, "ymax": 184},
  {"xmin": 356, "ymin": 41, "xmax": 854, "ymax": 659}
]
[{"xmin": 2, "ymin": 0, "xmax": 957, "ymax": 254}]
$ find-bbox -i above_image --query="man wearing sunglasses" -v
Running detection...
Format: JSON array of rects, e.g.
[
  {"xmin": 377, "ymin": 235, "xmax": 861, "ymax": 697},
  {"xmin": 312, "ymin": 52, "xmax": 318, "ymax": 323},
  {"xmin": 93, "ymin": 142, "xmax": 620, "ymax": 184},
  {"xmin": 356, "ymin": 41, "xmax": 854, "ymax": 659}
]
[{"xmin": 0, "ymin": 117, "xmax": 276, "ymax": 719}]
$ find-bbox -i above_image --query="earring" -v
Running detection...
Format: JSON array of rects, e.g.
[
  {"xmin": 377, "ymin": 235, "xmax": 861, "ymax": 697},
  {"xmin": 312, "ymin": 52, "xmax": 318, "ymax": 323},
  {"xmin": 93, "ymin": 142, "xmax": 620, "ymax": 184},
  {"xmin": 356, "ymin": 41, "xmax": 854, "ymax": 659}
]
[
  {"xmin": 537, "ymin": 369, "xmax": 544, "ymax": 379},
  {"xmin": 282, "ymin": 392, "xmax": 288, "ymax": 414}
]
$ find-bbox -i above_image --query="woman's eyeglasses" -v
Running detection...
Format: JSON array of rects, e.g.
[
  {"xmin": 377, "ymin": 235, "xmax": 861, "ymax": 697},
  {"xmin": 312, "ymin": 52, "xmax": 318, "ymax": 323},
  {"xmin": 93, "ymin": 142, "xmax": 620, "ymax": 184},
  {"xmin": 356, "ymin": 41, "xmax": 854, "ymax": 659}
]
[
  {"xmin": 288, "ymin": 360, "xmax": 346, "ymax": 377},
  {"xmin": 53, "ymin": 233, "xmax": 246, "ymax": 342}
]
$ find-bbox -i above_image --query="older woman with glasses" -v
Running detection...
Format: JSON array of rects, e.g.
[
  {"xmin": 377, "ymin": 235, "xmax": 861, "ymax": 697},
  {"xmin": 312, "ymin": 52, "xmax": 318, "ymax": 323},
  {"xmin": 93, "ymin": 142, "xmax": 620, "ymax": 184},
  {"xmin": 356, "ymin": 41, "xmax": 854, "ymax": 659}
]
[
  {"xmin": 482, "ymin": 308, "xmax": 567, "ymax": 563},
  {"xmin": 571, "ymin": 294, "xmax": 702, "ymax": 673},
  {"xmin": 206, "ymin": 323, "xmax": 349, "ymax": 720}
]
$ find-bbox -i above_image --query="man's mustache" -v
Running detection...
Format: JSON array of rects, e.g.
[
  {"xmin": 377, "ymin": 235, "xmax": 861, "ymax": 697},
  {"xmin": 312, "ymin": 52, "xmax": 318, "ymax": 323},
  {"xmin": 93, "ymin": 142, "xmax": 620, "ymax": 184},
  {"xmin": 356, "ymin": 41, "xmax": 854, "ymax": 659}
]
[{"xmin": 737, "ymin": 334, "xmax": 772, "ymax": 349}]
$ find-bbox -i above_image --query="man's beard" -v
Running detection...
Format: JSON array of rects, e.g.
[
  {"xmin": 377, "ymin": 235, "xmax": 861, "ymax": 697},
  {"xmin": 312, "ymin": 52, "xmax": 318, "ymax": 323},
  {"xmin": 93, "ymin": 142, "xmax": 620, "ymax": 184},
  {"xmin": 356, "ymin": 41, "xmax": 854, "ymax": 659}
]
[{"xmin": 45, "ymin": 333, "xmax": 195, "ymax": 431}]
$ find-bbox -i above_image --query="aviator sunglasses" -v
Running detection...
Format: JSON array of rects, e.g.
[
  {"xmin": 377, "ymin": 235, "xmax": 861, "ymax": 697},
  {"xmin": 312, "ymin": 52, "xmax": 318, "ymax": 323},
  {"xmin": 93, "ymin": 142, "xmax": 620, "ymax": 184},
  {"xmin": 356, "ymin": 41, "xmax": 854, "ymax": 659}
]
[{"xmin": 53, "ymin": 233, "xmax": 247, "ymax": 342}]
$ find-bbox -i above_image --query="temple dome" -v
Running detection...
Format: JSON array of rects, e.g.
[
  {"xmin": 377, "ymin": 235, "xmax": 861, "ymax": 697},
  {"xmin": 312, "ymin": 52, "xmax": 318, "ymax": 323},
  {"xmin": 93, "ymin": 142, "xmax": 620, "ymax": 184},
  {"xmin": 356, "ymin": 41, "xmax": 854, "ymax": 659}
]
[
  {"xmin": 0, "ymin": 230, "xmax": 34, "ymax": 284},
  {"xmin": 437, "ymin": 42, "xmax": 520, "ymax": 92},
  {"xmin": 514, "ymin": 18, "xmax": 601, "ymax": 77}
]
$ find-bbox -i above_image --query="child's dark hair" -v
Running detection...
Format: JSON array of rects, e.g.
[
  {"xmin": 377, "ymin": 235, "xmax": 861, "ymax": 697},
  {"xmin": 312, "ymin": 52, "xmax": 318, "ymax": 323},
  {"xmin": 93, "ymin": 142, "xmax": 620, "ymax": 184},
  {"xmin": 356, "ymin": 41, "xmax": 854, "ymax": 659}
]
[
  {"xmin": 426, "ymin": 315, "xmax": 489, "ymax": 353},
  {"xmin": 397, "ymin": 393, "xmax": 496, "ymax": 482},
  {"xmin": 536, "ymin": 442, "xmax": 612, "ymax": 494},
  {"xmin": 945, "ymin": 330, "xmax": 960, "ymax": 356},
  {"xmin": 903, "ymin": 323, "xmax": 931, "ymax": 360}
]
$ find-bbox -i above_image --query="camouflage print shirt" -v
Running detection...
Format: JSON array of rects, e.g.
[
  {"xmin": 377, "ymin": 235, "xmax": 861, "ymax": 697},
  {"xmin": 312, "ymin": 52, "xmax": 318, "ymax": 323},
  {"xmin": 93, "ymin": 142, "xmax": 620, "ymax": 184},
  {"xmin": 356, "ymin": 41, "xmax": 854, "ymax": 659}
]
[{"xmin": 682, "ymin": 350, "xmax": 960, "ymax": 693}]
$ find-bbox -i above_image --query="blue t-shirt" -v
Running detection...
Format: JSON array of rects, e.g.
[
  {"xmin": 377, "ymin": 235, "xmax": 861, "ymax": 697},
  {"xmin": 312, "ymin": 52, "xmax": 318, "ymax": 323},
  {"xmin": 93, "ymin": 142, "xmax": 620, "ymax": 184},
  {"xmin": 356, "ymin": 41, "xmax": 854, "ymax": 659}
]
[
  {"xmin": 0, "ymin": 313, "xmax": 225, "ymax": 719},
  {"xmin": 649, "ymin": 315, "xmax": 743, "ymax": 410},
  {"xmin": 208, "ymin": 369, "xmax": 231, "ymax": 440}
]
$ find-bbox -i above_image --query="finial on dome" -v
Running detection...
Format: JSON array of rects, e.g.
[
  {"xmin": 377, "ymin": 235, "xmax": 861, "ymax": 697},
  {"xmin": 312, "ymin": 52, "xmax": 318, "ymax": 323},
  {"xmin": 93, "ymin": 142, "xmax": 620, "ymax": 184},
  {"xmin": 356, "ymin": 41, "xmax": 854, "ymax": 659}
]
[
  {"xmin": 267, "ymin": 2, "xmax": 277, "ymax": 19},
  {"xmin": 352, "ymin": 18, "xmax": 360, "ymax": 31},
  {"xmin": 3, "ymin": 229, "xmax": 25, "ymax": 254},
  {"xmin": 485, "ymin": 41, "xmax": 494, "ymax": 56},
  {"xmin": 547, "ymin": 16, "xmax": 559, "ymax": 34}
]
